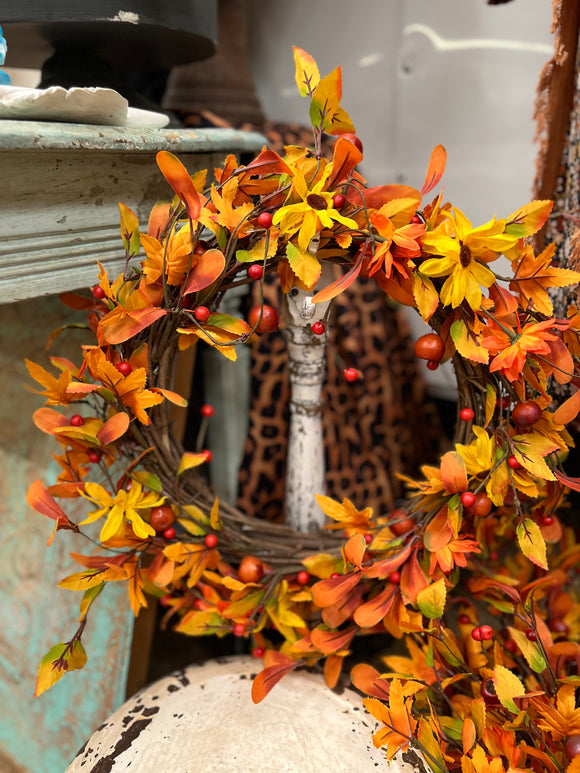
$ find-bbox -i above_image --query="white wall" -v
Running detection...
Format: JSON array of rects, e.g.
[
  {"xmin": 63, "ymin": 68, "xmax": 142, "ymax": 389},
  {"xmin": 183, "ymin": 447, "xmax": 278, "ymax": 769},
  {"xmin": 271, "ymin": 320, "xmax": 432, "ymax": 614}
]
[{"xmin": 246, "ymin": 0, "xmax": 554, "ymax": 398}]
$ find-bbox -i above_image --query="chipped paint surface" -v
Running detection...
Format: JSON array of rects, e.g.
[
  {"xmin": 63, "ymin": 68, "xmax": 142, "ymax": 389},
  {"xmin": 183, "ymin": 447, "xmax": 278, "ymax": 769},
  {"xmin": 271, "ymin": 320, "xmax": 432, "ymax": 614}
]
[
  {"xmin": 67, "ymin": 657, "xmax": 425, "ymax": 772},
  {"xmin": 110, "ymin": 12, "xmax": 140, "ymax": 23}
]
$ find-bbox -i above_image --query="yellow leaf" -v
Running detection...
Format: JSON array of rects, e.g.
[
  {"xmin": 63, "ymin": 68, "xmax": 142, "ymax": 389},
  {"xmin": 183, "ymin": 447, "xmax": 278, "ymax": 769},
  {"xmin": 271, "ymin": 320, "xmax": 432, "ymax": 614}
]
[
  {"xmin": 177, "ymin": 451, "xmax": 208, "ymax": 476},
  {"xmin": 293, "ymin": 46, "xmax": 320, "ymax": 96},
  {"xmin": 507, "ymin": 627, "xmax": 547, "ymax": 673},
  {"xmin": 118, "ymin": 201, "xmax": 140, "ymax": 257},
  {"xmin": 35, "ymin": 640, "xmax": 87, "ymax": 697},
  {"xmin": 286, "ymin": 243, "xmax": 321, "ymax": 290},
  {"xmin": 493, "ymin": 664, "xmax": 526, "ymax": 714},
  {"xmin": 59, "ymin": 569, "xmax": 106, "ymax": 591},
  {"xmin": 301, "ymin": 553, "xmax": 342, "ymax": 579},
  {"xmin": 236, "ymin": 234, "xmax": 279, "ymax": 263},
  {"xmin": 505, "ymin": 199, "xmax": 553, "ymax": 238},
  {"xmin": 485, "ymin": 384, "xmax": 497, "ymax": 428},
  {"xmin": 416, "ymin": 577, "xmax": 447, "ymax": 619},
  {"xmin": 210, "ymin": 497, "xmax": 221, "ymax": 530},
  {"xmin": 450, "ymin": 319, "xmax": 489, "ymax": 364},
  {"xmin": 516, "ymin": 519, "xmax": 548, "ymax": 570},
  {"xmin": 413, "ymin": 272, "xmax": 439, "ymax": 322}
]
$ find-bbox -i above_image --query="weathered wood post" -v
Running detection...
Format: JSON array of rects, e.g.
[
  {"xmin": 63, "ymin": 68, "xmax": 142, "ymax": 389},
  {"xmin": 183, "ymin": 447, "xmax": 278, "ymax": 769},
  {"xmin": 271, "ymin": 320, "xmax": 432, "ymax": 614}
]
[{"xmin": 282, "ymin": 260, "xmax": 334, "ymax": 533}]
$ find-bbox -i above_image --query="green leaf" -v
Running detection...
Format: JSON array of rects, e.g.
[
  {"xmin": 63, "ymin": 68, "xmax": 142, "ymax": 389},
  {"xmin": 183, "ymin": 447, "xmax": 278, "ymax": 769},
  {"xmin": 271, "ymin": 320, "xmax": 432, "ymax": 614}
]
[
  {"xmin": 34, "ymin": 640, "xmax": 86, "ymax": 697},
  {"xmin": 132, "ymin": 470, "xmax": 163, "ymax": 493}
]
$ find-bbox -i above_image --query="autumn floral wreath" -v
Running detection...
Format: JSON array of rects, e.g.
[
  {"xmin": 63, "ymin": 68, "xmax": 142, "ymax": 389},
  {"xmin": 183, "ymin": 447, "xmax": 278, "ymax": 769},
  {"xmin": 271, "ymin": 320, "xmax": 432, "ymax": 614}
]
[{"xmin": 26, "ymin": 48, "xmax": 580, "ymax": 771}]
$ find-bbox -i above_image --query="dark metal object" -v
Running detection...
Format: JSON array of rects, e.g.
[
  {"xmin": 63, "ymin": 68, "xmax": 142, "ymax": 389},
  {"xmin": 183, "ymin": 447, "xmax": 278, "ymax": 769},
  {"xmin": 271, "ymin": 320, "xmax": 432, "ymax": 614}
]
[{"xmin": 1, "ymin": 2, "xmax": 217, "ymax": 71}]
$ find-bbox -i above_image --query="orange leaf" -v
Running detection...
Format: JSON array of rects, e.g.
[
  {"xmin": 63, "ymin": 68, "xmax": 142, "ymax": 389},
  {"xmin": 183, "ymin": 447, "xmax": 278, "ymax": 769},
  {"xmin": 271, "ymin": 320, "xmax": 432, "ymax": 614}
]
[
  {"xmin": 344, "ymin": 533, "xmax": 366, "ymax": 569},
  {"xmin": 156, "ymin": 151, "xmax": 201, "ymax": 221},
  {"xmin": 101, "ymin": 307, "xmax": 167, "ymax": 346},
  {"xmin": 182, "ymin": 248, "xmax": 226, "ymax": 295},
  {"xmin": 311, "ymin": 248, "xmax": 364, "ymax": 304},
  {"xmin": 327, "ymin": 137, "xmax": 363, "ymax": 190},
  {"xmin": 26, "ymin": 479, "xmax": 67, "ymax": 521},
  {"xmin": 348, "ymin": 184, "xmax": 420, "ymax": 210},
  {"xmin": 350, "ymin": 663, "xmax": 390, "ymax": 700},
  {"xmin": 420, "ymin": 145, "xmax": 446, "ymax": 196},
  {"xmin": 251, "ymin": 657, "xmax": 300, "ymax": 704},
  {"xmin": 488, "ymin": 282, "xmax": 518, "ymax": 317},
  {"xmin": 243, "ymin": 147, "xmax": 293, "ymax": 177},
  {"xmin": 440, "ymin": 451, "xmax": 468, "ymax": 494},
  {"xmin": 311, "ymin": 572, "xmax": 360, "ymax": 608},
  {"xmin": 96, "ymin": 412, "xmax": 130, "ymax": 445},
  {"xmin": 553, "ymin": 389, "xmax": 580, "ymax": 425},
  {"xmin": 362, "ymin": 544, "xmax": 413, "ymax": 579},
  {"xmin": 324, "ymin": 654, "xmax": 344, "ymax": 689},
  {"xmin": 354, "ymin": 584, "xmax": 397, "ymax": 627},
  {"xmin": 311, "ymin": 625, "xmax": 356, "ymax": 654},
  {"xmin": 461, "ymin": 717, "xmax": 476, "ymax": 754},
  {"xmin": 400, "ymin": 552, "xmax": 429, "ymax": 605},
  {"xmin": 33, "ymin": 407, "xmax": 68, "ymax": 434},
  {"xmin": 553, "ymin": 468, "xmax": 580, "ymax": 493},
  {"xmin": 148, "ymin": 201, "xmax": 172, "ymax": 238}
]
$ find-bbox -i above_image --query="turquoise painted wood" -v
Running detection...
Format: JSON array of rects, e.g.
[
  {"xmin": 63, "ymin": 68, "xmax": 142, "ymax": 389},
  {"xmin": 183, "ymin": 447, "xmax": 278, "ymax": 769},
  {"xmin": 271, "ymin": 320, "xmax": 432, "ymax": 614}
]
[{"xmin": 0, "ymin": 296, "xmax": 134, "ymax": 773}]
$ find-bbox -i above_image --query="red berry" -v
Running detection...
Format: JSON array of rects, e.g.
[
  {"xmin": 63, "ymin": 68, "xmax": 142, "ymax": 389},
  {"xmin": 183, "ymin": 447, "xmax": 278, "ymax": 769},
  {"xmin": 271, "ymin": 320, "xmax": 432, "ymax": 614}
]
[
  {"xmin": 490, "ymin": 551, "xmax": 499, "ymax": 561},
  {"xmin": 458, "ymin": 614, "xmax": 471, "ymax": 625},
  {"xmin": 88, "ymin": 451, "xmax": 101, "ymax": 464},
  {"xmin": 252, "ymin": 646, "xmax": 265, "ymax": 658},
  {"xmin": 496, "ymin": 396, "xmax": 511, "ymax": 410},
  {"xmin": 338, "ymin": 133, "xmax": 363, "ymax": 154},
  {"xmin": 311, "ymin": 321, "xmax": 325, "ymax": 335},
  {"xmin": 507, "ymin": 455, "xmax": 522, "ymax": 469},
  {"xmin": 471, "ymin": 627, "xmax": 483, "ymax": 642},
  {"xmin": 388, "ymin": 571, "xmax": 401, "ymax": 584},
  {"xmin": 204, "ymin": 533, "xmax": 218, "ymax": 549},
  {"xmin": 525, "ymin": 629, "xmax": 537, "ymax": 641},
  {"xmin": 248, "ymin": 304, "xmax": 279, "ymax": 333},
  {"xmin": 411, "ymin": 213, "xmax": 424, "ymax": 224},
  {"xmin": 202, "ymin": 449, "xmax": 213, "ymax": 463},
  {"xmin": 257, "ymin": 212, "xmax": 273, "ymax": 229},
  {"xmin": 116, "ymin": 361, "xmax": 132, "ymax": 376},
  {"xmin": 426, "ymin": 360, "xmax": 439, "ymax": 370},
  {"xmin": 364, "ymin": 533, "xmax": 373, "ymax": 545},
  {"xmin": 296, "ymin": 570, "xmax": 310, "ymax": 585},
  {"xmin": 92, "ymin": 285, "xmax": 105, "ymax": 299},
  {"xmin": 504, "ymin": 639, "xmax": 517, "ymax": 653},
  {"xmin": 459, "ymin": 407, "xmax": 475, "ymax": 421},
  {"xmin": 512, "ymin": 401, "xmax": 542, "ymax": 427},
  {"xmin": 194, "ymin": 306, "xmax": 210, "ymax": 323},
  {"xmin": 332, "ymin": 193, "xmax": 346, "ymax": 209},
  {"xmin": 201, "ymin": 404, "xmax": 215, "ymax": 417},
  {"xmin": 70, "ymin": 414, "xmax": 84, "ymax": 426},
  {"xmin": 248, "ymin": 264, "xmax": 263, "ymax": 280},
  {"xmin": 232, "ymin": 623, "xmax": 246, "ymax": 637},
  {"xmin": 193, "ymin": 598, "xmax": 205, "ymax": 611},
  {"xmin": 160, "ymin": 594, "xmax": 173, "ymax": 607},
  {"xmin": 541, "ymin": 514, "xmax": 554, "ymax": 526},
  {"xmin": 479, "ymin": 625, "xmax": 494, "ymax": 641},
  {"xmin": 414, "ymin": 333, "xmax": 445, "ymax": 362},
  {"xmin": 162, "ymin": 527, "xmax": 176, "ymax": 540},
  {"xmin": 468, "ymin": 492, "xmax": 493, "ymax": 518},
  {"xmin": 461, "ymin": 491, "xmax": 476, "ymax": 508},
  {"xmin": 150, "ymin": 505, "xmax": 175, "ymax": 532},
  {"xmin": 343, "ymin": 368, "xmax": 358, "ymax": 382},
  {"xmin": 330, "ymin": 572, "xmax": 341, "ymax": 579},
  {"xmin": 390, "ymin": 512, "xmax": 414, "ymax": 536}
]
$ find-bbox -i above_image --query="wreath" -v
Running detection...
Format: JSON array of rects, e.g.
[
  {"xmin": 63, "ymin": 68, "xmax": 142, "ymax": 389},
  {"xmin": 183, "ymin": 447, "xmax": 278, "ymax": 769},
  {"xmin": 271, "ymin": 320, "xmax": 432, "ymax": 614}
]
[{"xmin": 27, "ymin": 47, "xmax": 580, "ymax": 771}]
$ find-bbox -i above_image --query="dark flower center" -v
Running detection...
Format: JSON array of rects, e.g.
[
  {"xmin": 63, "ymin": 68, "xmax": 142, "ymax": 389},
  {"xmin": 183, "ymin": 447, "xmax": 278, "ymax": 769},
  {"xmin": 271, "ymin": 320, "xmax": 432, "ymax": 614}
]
[
  {"xmin": 306, "ymin": 194, "xmax": 328, "ymax": 211},
  {"xmin": 459, "ymin": 242, "xmax": 472, "ymax": 267}
]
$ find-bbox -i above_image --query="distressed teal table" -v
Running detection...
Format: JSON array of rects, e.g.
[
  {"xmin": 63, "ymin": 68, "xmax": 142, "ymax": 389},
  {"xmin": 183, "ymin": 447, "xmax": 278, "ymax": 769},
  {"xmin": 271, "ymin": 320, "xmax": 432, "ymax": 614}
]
[{"xmin": 0, "ymin": 121, "xmax": 264, "ymax": 773}]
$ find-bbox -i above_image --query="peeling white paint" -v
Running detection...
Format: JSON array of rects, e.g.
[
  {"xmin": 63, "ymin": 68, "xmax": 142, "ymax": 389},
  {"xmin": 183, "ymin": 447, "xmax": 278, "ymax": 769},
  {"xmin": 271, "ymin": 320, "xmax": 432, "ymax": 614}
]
[
  {"xmin": 109, "ymin": 11, "xmax": 140, "ymax": 24},
  {"xmin": 404, "ymin": 23, "xmax": 552, "ymax": 55}
]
